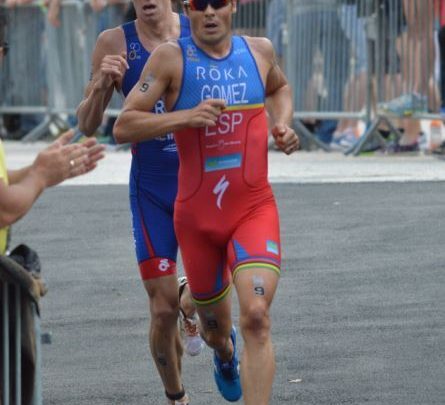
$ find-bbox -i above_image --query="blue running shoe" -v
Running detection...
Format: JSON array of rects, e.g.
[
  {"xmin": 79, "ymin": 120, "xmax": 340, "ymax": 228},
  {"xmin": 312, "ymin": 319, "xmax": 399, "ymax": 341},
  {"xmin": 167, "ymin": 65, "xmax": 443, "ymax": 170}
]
[{"xmin": 213, "ymin": 326, "xmax": 242, "ymax": 402}]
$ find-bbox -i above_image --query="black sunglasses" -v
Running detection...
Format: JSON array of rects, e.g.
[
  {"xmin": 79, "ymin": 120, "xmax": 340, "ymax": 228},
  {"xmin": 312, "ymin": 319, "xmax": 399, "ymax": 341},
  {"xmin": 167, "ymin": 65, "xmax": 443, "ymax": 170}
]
[
  {"xmin": 0, "ymin": 42, "xmax": 8, "ymax": 56},
  {"xmin": 184, "ymin": 0, "xmax": 230, "ymax": 11}
]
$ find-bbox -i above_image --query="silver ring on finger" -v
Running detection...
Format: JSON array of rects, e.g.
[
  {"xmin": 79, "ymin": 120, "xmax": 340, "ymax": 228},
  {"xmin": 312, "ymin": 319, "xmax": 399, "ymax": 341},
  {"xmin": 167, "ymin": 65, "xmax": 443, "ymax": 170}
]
[{"xmin": 69, "ymin": 159, "xmax": 75, "ymax": 168}]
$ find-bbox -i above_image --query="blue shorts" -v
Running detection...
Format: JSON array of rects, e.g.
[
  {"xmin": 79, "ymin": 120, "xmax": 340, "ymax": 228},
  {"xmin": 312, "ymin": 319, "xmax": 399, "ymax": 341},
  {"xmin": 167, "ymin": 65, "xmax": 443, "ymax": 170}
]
[{"xmin": 130, "ymin": 173, "xmax": 178, "ymax": 280}]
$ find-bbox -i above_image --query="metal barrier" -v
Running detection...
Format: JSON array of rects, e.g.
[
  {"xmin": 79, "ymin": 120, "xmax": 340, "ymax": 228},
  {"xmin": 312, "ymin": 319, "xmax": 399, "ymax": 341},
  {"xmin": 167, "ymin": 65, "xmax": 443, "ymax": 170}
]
[
  {"xmin": 0, "ymin": 256, "xmax": 43, "ymax": 405},
  {"xmin": 0, "ymin": 1, "xmax": 127, "ymax": 140},
  {"xmin": 1, "ymin": 0, "xmax": 442, "ymax": 152},
  {"xmin": 280, "ymin": 0, "xmax": 441, "ymax": 153},
  {"xmin": 0, "ymin": 0, "xmax": 269, "ymax": 141},
  {"xmin": 233, "ymin": 0, "xmax": 268, "ymax": 37},
  {"xmin": 346, "ymin": 0, "xmax": 439, "ymax": 155}
]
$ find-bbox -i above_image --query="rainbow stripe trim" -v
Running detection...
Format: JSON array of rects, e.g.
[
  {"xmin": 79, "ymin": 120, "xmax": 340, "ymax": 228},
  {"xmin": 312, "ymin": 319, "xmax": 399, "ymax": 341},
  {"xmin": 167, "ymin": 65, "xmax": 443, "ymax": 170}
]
[
  {"xmin": 224, "ymin": 103, "xmax": 265, "ymax": 112},
  {"xmin": 191, "ymin": 283, "xmax": 232, "ymax": 306},
  {"xmin": 232, "ymin": 262, "xmax": 281, "ymax": 280}
]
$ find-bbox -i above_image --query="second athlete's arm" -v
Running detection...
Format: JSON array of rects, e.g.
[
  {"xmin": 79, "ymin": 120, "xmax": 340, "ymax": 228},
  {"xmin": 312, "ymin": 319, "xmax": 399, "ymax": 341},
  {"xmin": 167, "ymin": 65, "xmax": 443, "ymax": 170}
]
[{"xmin": 77, "ymin": 29, "xmax": 128, "ymax": 136}]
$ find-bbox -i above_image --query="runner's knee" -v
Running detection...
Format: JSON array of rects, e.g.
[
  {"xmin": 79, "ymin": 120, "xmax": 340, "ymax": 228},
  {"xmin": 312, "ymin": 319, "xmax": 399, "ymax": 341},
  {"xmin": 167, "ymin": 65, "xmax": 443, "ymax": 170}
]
[
  {"xmin": 149, "ymin": 294, "xmax": 180, "ymax": 327},
  {"xmin": 240, "ymin": 301, "xmax": 271, "ymax": 339},
  {"xmin": 202, "ymin": 330, "xmax": 231, "ymax": 352}
]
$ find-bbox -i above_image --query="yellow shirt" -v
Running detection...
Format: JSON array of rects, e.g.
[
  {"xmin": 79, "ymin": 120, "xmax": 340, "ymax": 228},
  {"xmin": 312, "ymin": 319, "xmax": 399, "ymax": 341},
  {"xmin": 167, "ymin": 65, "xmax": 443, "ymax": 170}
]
[{"xmin": 0, "ymin": 139, "xmax": 9, "ymax": 255}]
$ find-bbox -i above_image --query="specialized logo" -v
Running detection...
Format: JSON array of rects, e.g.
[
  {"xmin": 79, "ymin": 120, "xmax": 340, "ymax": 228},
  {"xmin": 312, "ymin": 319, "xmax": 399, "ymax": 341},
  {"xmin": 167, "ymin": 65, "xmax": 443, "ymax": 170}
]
[
  {"xmin": 158, "ymin": 259, "xmax": 170, "ymax": 272},
  {"xmin": 213, "ymin": 175, "xmax": 230, "ymax": 210}
]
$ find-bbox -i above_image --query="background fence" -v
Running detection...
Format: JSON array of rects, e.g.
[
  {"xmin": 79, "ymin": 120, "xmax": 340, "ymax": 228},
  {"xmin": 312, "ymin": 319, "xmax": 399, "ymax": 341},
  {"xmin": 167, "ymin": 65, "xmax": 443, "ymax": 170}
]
[{"xmin": 0, "ymin": 0, "xmax": 443, "ymax": 152}]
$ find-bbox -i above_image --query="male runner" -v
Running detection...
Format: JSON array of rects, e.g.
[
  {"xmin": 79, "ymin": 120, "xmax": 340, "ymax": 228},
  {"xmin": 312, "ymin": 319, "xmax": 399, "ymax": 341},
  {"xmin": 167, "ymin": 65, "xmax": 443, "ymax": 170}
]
[
  {"xmin": 76, "ymin": 1, "xmax": 201, "ymax": 404},
  {"xmin": 114, "ymin": 0, "xmax": 299, "ymax": 403}
]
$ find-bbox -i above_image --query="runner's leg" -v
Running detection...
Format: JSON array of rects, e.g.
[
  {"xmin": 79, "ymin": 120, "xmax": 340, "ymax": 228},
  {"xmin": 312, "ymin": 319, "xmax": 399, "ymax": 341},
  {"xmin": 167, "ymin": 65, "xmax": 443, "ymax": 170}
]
[{"xmin": 233, "ymin": 268, "xmax": 279, "ymax": 405}]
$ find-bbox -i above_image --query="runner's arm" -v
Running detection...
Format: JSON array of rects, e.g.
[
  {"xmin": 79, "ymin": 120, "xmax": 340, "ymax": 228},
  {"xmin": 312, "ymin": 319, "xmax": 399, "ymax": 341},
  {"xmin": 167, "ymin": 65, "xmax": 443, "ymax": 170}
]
[
  {"xmin": 114, "ymin": 43, "xmax": 225, "ymax": 144},
  {"xmin": 77, "ymin": 29, "xmax": 128, "ymax": 136},
  {"xmin": 261, "ymin": 38, "xmax": 299, "ymax": 154},
  {"xmin": 264, "ymin": 41, "xmax": 293, "ymax": 127}
]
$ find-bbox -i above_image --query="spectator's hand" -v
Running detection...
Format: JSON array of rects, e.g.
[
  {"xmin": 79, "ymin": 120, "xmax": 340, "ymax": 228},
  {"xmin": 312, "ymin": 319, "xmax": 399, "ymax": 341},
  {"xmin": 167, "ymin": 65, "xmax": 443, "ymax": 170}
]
[
  {"xmin": 271, "ymin": 124, "xmax": 299, "ymax": 155},
  {"xmin": 47, "ymin": 0, "xmax": 61, "ymax": 27},
  {"xmin": 90, "ymin": 0, "xmax": 107, "ymax": 12},
  {"xmin": 32, "ymin": 129, "xmax": 105, "ymax": 188},
  {"xmin": 95, "ymin": 53, "xmax": 129, "ymax": 90},
  {"xmin": 189, "ymin": 99, "xmax": 226, "ymax": 128}
]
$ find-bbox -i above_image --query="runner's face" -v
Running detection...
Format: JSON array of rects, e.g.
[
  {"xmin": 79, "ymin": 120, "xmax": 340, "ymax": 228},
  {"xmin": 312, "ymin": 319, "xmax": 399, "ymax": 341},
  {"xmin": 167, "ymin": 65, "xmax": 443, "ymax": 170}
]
[
  {"xmin": 133, "ymin": 0, "xmax": 172, "ymax": 22},
  {"xmin": 185, "ymin": 0, "xmax": 236, "ymax": 47}
]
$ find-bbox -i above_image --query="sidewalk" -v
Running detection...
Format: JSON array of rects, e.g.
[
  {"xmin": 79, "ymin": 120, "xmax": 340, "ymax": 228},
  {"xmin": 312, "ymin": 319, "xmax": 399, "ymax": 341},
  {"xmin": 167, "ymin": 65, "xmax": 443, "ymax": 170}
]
[{"xmin": 4, "ymin": 140, "xmax": 445, "ymax": 185}]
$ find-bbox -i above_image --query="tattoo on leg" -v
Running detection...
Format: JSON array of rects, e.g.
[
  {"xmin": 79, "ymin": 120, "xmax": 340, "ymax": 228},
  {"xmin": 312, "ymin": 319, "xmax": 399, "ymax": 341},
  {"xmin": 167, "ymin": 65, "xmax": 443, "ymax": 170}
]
[
  {"xmin": 253, "ymin": 275, "xmax": 265, "ymax": 296},
  {"xmin": 207, "ymin": 319, "xmax": 218, "ymax": 330},
  {"xmin": 157, "ymin": 354, "xmax": 167, "ymax": 367},
  {"xmin": 254, "ymin": 286, "xmax": 265, "ymax": 295}
]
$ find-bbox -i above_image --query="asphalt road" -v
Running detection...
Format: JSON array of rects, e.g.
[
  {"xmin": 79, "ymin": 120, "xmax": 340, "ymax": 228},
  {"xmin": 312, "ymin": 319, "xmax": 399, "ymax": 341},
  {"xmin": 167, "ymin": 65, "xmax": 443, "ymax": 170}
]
[{"xmin": 10, "ymin": 182, "xmax": 445, "ymax": 405}]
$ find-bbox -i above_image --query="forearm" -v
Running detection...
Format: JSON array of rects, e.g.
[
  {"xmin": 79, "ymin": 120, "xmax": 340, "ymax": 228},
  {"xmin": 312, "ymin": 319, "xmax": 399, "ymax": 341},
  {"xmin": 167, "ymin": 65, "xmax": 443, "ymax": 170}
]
[
  {"xmin": 7, "ymin": 165, "xmax": 32, "ymax": 185},
  {"xmin": 77, "ymin": 84, "xmax": 114, "ymax": 136},
  {"xmin": 266, "ymin": 84, "xmax": 293, "ymax": 126},
  {"xmin": 114, "ymin": 108, "xmax": 191, "ymax": 144},
  {"xmin": 0, "ymin": 172, "xmax": 46, "ymax": 227}
]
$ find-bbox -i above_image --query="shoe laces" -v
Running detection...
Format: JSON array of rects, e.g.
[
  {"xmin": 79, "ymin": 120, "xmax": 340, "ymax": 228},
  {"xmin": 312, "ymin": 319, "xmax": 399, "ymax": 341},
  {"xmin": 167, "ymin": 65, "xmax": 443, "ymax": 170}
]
[
  {"xmin": 218, "ymin": 358, "xmax": 239, "ymax": 381},
  {"xmin": 181, "ymin": 314, "xmax": 200, "ymax": 337}
]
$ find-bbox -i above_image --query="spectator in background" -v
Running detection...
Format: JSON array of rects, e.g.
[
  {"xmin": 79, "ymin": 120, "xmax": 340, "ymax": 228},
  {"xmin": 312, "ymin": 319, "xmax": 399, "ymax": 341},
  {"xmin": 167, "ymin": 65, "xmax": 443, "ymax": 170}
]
[
  {"xmin": 47, "ymin": 0, "xmax": 128, "ymax": 29},
  {"xmin": 1, "ymin": 0, "xmax": 45, "ymax": 140},
  {"xmin": 376, "ymin": 0, "xmax": 433, "ymax": 152},
  {"xmin": 0, "ymin": 10, "xmax": 7, "ymax": 65},
  {"xmin": 234, "ymin": 0, "xmax": 267, "ymax": 36},
  {"xmin": 401, "ymin": 0, "xmax": 438, "ymax": 112},
  {"xmin": 437, "ymin": 0, "xmax": 445, "ymax": 117},
  {"xmin": 433, "ymin": 0, "xmax": 445, "ymax": 153},
  {"xmin": 331, "ymin": 0, "xmax": 368, "ymax": 150},
  {"xmin": 267, "ymin": 0, "xmax": 350, "ymax": 145},
  {"xmin": 47, "ymin": 0, "xmax": 128, "ymax": 144},
  {"xmin": 0, "ymin": 8, "xmax": 105, "ymax": 239}
]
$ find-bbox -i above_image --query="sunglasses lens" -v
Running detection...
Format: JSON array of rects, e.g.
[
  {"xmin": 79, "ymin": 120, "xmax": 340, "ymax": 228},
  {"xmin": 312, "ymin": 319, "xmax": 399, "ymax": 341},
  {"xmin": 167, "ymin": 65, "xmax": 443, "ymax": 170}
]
[{"xmin": 189, "ymin": 0, "xmax": 229, "ymax": 11}]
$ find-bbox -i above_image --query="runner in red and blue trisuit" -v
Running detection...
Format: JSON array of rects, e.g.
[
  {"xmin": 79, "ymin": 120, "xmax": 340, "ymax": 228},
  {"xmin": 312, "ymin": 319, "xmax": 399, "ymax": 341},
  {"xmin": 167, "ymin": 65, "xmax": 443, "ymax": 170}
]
[
  {"xmin": 113, "ymin": 1, "xmax": 299, "ymax": 401},
  {"xmin": 173, "ymin": 35, "xmax": 281, "ymax": 305}
]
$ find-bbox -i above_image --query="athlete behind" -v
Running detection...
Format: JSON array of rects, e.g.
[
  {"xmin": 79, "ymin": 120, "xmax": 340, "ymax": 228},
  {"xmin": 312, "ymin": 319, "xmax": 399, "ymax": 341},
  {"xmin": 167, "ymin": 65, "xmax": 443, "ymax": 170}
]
[
  {"xmin": 114, "ymin": 0, "xmax": 299, "ymax": 403},
  {"xmin": 76, "ymin": 1, "xmax": 202, "ymax": 404}
]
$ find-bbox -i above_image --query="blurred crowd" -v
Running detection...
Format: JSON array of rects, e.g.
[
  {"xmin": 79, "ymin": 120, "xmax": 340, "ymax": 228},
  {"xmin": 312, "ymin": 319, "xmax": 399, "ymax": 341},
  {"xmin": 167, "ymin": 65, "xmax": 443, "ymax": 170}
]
[{"xmin": 1, "ymin": 0, "xmax": 445, "ymax": 154}]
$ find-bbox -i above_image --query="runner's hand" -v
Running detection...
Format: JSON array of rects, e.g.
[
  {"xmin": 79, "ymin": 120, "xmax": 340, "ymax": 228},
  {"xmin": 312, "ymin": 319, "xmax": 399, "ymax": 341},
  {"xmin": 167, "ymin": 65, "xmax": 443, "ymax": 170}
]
[
  {"xmin": 189, "ymin": 99, "xmax": 226, "ymax": 128},
  {"xmin": 95, "ymin": 53, "xmax": 129, "ymax": 90},
  {"xmin": 272, "ymin": 124, "xmax": 299, "ymax": 155}
]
